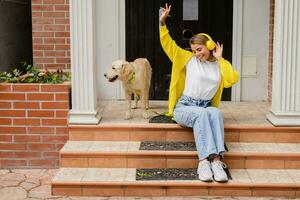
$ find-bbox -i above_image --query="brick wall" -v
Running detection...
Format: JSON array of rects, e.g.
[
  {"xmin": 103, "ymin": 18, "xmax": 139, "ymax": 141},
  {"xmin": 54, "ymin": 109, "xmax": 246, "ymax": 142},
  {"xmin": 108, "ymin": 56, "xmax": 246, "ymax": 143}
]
[
  {"xmin": 31, "ymin": 0, "xmax": 70, "ymax": 70},
  {"xmin": 0, "ymin": 83, "xmax": 70, "ymax": 168},
  {"xmin": 268, "ymin": 0, "xmax": 275, "ymax": 102}
]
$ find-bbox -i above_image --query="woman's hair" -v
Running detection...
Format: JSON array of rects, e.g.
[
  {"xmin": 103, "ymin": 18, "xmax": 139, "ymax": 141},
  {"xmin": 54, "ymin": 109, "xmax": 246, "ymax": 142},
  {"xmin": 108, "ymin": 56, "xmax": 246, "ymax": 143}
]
[{"xmin": 189, "ymin": 34, "xmax": 208, "ymax": 46}]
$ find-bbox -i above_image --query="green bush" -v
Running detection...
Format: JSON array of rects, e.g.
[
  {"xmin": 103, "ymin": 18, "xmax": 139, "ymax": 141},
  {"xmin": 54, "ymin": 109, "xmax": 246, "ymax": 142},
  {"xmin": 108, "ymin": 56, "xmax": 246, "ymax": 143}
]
[{"xmin": 0, "ymin": 63, "xmax": 71, "ymax": 84}]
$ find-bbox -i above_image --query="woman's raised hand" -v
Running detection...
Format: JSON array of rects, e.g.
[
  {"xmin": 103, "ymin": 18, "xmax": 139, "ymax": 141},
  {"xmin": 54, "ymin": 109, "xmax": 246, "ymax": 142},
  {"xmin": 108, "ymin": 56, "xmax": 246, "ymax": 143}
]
[
  {"xmin": 213, "ymin": 42, "xmax": 223, "ymax": 60},
  {"xmin": 159, "ymin": 3, "xmax": 171, "ymax": 25}
]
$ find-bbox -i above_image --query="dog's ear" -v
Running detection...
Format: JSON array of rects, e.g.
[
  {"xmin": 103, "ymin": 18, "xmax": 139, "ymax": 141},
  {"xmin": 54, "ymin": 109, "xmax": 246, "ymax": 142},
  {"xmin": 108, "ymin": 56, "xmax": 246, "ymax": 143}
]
[{"xmin": 119, "ymin": 63, "xmax": 134, "ymax": 81}]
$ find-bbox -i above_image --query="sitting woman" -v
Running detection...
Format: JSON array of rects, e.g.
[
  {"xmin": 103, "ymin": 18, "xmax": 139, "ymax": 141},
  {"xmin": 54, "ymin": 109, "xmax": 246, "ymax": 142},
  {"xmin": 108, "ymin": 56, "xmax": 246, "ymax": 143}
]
[{"xmin": 159, "ymin": 4, "xmax": 239, "ymax": 182}]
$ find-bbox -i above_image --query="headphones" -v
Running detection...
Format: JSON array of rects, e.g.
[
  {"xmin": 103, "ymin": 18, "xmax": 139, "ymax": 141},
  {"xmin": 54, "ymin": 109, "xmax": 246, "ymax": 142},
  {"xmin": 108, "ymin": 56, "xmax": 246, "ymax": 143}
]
[{"xmin": 196, "ymin": 33, "xmax": 216, "ymax": 51}]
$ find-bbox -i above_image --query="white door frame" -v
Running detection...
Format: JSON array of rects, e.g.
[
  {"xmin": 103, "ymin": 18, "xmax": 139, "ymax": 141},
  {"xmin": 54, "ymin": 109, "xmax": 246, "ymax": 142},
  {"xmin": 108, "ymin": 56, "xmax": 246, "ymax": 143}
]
[{"xmin": 113, "ymin": 0, "xmax": 242, "ymax": 101}]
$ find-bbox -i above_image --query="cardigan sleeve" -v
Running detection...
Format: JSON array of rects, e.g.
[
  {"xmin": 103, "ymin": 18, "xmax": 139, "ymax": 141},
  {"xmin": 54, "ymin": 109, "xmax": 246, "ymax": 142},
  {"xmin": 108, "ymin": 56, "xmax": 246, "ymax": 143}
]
[
  {"xmin": 159, "ymin": 25, "xmax": 188, "ymax": 63},
  {"xmin": 218, "ymin": 58, "xmax": 239, "ymax": 88}
]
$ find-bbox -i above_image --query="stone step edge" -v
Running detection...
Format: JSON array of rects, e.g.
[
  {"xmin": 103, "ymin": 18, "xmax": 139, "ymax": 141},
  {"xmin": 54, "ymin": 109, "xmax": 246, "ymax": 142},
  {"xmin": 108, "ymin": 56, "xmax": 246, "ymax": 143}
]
[
  {"xmin": 51, "ymin": 180, "xmax": 300, "ymax": 188},
  {"xmin": 69, "ymin": 123, "xmax": 300, "ymax": 132},
  {"xmin": 60, "ymin": 151, "xmax": 300, "ymax": 158}
]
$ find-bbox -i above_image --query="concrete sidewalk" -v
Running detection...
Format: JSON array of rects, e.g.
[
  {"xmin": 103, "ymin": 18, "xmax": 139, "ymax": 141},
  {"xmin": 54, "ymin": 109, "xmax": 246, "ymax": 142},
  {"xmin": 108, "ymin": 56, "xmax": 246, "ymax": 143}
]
[{"xmin": 0, "ymin": 169, "xmax": 299, "ymax": 200}]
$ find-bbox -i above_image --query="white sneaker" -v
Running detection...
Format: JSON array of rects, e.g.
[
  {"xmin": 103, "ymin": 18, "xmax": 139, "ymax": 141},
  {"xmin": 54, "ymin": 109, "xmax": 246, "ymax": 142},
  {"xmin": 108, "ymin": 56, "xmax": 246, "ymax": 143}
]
[
  {"xmin": 211, "ymin": 160, "xmax": 228, "ymax": 182},
  {"xmin": 197, "ymin": 159, "xmax": 213, "ymax": 182}
]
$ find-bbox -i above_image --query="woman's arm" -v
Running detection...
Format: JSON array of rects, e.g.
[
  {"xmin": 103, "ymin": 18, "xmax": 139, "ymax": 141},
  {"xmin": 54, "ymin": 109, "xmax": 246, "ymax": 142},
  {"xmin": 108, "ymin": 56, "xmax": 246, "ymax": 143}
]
[{"xmin": 159, "ymin": 4, "xmax": 190, "ymax": 62}]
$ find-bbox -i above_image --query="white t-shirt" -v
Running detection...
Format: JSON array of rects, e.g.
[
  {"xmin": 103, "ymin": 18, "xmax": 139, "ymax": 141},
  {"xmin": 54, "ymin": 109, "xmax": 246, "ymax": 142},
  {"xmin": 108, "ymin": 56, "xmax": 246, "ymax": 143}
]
[{"xmin": 183, "ymin": 56, "xmax": 221, "ymax": 100}]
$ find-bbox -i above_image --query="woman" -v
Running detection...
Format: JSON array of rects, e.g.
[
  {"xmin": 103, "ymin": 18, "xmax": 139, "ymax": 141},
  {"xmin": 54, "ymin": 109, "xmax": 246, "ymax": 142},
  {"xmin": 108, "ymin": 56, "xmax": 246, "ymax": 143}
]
[{"xmin": 159, "ymin": 4, "xmax": 239, "ymax": 182}]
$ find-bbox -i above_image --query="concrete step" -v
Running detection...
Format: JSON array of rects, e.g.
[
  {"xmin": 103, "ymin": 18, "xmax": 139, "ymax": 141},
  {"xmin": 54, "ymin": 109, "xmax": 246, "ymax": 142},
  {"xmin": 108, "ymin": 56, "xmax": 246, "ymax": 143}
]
[
  {"xmin": 60, "ymin": 141, "xmax": 300, "ymax": 169},
  {"xmin": 51, "ymin": 168, "xmax": 300, "ymax": 197},
  {"xmin": 69, "ymin": 124, "xmax": 300, "ymax": 143}
]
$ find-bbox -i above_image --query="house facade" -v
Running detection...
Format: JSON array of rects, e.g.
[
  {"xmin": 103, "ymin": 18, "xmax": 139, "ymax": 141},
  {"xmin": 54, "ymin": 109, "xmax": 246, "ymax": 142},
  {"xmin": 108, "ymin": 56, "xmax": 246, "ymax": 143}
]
[{"xmin": 31, "ymin": 0, "xmax": 299, "ymax": 125}]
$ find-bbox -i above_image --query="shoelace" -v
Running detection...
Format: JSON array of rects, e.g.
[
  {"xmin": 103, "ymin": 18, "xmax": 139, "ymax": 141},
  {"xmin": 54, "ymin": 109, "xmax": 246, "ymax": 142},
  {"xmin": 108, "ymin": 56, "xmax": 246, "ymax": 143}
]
[{"xmin": 213, "ymin": 160, "xmax": 227, "ymax": 169}]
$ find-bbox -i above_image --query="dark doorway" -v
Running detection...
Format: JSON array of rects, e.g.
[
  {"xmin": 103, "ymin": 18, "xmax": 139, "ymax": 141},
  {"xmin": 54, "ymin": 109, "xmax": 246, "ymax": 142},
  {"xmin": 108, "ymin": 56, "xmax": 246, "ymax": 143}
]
[
  {"xmin": 0, "ymin": 0, "xmax": 33, "ymax": 72},
  {"xmin": 126, "ymin": 0, "xmax": 233, "ymax": 100}
]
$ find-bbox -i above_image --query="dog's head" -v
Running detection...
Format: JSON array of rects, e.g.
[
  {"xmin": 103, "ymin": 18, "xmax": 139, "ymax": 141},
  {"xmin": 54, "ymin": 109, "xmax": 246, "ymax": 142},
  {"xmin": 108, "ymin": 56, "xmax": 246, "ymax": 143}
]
[{"xmin": 104, "ymin": 60, "xmax": 134, "ymax": 82}]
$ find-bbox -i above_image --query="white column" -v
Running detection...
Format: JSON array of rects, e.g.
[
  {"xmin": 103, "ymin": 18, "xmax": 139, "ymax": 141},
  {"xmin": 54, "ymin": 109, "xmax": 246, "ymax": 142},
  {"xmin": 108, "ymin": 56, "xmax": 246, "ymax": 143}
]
[
  {"xmin": 266, "ymin": 0, "xmax": 300, "ymax": 126},
  {"xmin": 68, "ymin": 0, "xmax": 101, "ymax": 124}
]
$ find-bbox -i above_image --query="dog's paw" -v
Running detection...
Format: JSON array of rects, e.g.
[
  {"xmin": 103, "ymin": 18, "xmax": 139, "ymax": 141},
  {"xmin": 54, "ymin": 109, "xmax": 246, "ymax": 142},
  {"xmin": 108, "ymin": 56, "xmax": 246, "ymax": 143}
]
[
  {"xmin": 125, "ymin": 111, "xmax": 132, "ymax": 120},
  {"xmin": 142, "ymin": 111, "xmax": 149, "ymax": 119}
]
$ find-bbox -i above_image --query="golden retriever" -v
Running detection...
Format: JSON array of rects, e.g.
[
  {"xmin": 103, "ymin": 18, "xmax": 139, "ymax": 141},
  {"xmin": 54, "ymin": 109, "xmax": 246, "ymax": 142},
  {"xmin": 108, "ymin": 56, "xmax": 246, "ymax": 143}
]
[{"xmin": 104, "ymin": 58, "xmax": 152, "ymax": 119}]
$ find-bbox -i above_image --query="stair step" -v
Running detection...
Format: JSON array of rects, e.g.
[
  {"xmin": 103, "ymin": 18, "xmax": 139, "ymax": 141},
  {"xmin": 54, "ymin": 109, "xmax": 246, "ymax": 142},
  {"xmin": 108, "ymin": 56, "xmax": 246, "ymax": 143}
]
[
  {"xmin": 60, "ymin": 141, "xmax": 300, "ymax": 169},
  {"xmin": 51, "ymin": 168, "xmax": 300, "ymax": 197},
  {"xmin": 69, "ymin": 124, "xmax": 300, "ymax": 143}
]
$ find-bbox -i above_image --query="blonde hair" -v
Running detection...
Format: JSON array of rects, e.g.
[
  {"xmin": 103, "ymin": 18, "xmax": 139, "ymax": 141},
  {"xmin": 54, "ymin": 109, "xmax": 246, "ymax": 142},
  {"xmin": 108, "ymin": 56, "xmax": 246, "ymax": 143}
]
[{"xmin": 189, "ymin": 34, "xmax": 208, "ymax": 46}]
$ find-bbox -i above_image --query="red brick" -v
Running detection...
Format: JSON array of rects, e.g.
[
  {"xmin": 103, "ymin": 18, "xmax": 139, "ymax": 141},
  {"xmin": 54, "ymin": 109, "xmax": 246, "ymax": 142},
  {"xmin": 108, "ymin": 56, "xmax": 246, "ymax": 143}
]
[
  {"xmin": 33, "ymin": 51, "xmax": 44, "ymax": 57},
  {"xmin": 0, "ymin": 84, "xmax": 12, "ymax": 91},
  {"xmin": 33, "ymin": 32, "xmax": 54, "ymax": 37},
  {"xmin": 28, "ymin": 127, "xmax": 55, "ymax": 134},
  {"xmin": 33, "ymin": 44, "xmax": 55, "ymax": 50},
  {"xmin": 0, "ymin": 152, "xmax": 13, "ymax": 158},
  {"xmin": 44, "ymin": 51, "xmax": 65, "ymax": 57},
  {"xmin": 55, "ymin": 93, "xmax": 69, "ymax": 101},
  {"xmin": 55, "ymin": 32, "xmax": 70, "ymax": 37},
  {"xmin": 1, "ymin": 160, "xmax": 27, "ymax": 167},
  {"xmin": 0, "ymin": 143, "xmax": 26, "ymax": 150},
  {"xmin": 43, "ymin": 0, "xmax": 65, "ymax": 4},
  {"xmin": 0, "ymin": 127, "xmax": 26, "ymax": 134},
  {"xmin": 42, "ymin": 135, "xmax": 68, "ymax": 143},
  {"xmin": 0, "ymin": 135, "xmax": 12, "ymax": 142},
  {"xmin": 28, "ymin": 144, "xmax": 55, "ymax": 151},
  {"xmin": 14, "ymin": 135, "xmax": 41, "ymax": 143},
  {"xmin": 32, "ymin": 0, "xmax": 42, "ymax": 4},
  {"xmin": 42, "ymin": 102, "xmax": 69, "ymax": 109},
  {"xmin": 28, "ymin": 110, "xmax": 54, "ymax": 117},
  {"xmin": 29, "ymin": 159, "xmax": 56, "ymax": 167},
  {"xmin": 44, "ymin": 38, "xmax": 65, "ymax": 44},
  {"xmin": 55, "ymin": 110, "xmax": 68, "ymax": 117},
  {"xmin": 32, "ymin": 11, "xmax": 43, "ymax": 17},
  {"xmin": 43, "ymin": 151, "xmax": 59, "ymax": 158},
  {"xmin": 0, "ymin": 110, "xmax": 25, "ymax": 117},
  {"xmin": 41, "ymin": 84, "xmax": 69, "ymax": 92},
  {"xmin": 0, "ymin": 118, "xmax": 12, "ymax": 125},
  {"xmin": 56, "ymin": 58, "xmax": 70, "ymax": 63},
  {"xmin": 13, "ymin": 102, "xmax": 40, "ymax": 109},
  {"xmin": 56, "ymin": 127, "xmax": 68, "ymax": 134},
  {"xmin": 56, "ymin": 143, "xmax": 65, "ymax": 150},
  {"xmin": 43, "ymin": 12, "xmax": 65, "ymax": 18},
  {"xmin": 0, "ymin": 93, "xmax": 25, "ymax": 100},
  {"xmin": 32, "ymin": 5, "xmax": 54, "ymax": 11},
  {"xmin": 0, "ymin": 102, "xmax": 11, "ymax": 108},
  {"xmin": 27, "ymin": 93, "xmax": 54, "ymax": 101},
  {"xmin": 42, "ymin": 119, "xmax": 67, "ymax": 126},
  {"xmin": 55, "ymin": 18, "xmax": 69, "ymax": 24},
  {"xmin": 55, "ymin": 5, "xmax": 69, "ymax": 11},
  {"xmin": 14, "ymin": 152, "xmax": 41, "ymax": 158},
  {"xmin": 34, "ymin": 58, "xmax": 55, "ymax": 63},
  {"xmin": 12, "ymin": 84, "xmax": 40, "ymax": 92},
  {"xmin": 13, "ymin": 118, "xmax": 41, "ymax": 126},
  {"xmin": 55, "ymin": 44, "xmax": 70, "ymax": 50}
]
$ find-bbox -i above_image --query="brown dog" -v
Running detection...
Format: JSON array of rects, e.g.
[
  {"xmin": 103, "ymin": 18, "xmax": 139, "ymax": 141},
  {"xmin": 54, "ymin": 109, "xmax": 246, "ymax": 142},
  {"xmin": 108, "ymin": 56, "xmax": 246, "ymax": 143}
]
[{"xmin": 104, "ymin": 58, "xmax": 152, "ymax": 119}]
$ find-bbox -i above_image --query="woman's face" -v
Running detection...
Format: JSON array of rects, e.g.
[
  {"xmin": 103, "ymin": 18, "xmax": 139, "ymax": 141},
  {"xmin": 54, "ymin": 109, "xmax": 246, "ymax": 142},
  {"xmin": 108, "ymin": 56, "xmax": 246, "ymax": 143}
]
[{"xmin": 191, "ymin": 44, "xmax": 210, "ymax": 62}]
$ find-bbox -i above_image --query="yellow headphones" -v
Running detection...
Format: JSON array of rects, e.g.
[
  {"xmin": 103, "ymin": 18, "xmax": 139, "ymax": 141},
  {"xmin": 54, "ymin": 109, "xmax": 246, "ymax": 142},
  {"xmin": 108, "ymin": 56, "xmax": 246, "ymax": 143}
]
[{"xmin": 197, "ymin": 33, "xmax": 216, "ymax": 51}]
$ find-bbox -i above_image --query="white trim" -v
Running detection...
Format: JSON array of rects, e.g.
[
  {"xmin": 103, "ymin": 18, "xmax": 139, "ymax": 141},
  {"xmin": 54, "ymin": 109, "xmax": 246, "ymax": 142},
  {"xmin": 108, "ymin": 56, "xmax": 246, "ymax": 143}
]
[
  {"xmin": 117, "ymin": 0, "xmax": 126, "ymax": 99},
  {"xmin": 69, "ymin": 0, "xmax": 101, "ymax": 124},
  {"xmin": 231, "ymin": 0, "xmax": 243, "ymax": 102}
]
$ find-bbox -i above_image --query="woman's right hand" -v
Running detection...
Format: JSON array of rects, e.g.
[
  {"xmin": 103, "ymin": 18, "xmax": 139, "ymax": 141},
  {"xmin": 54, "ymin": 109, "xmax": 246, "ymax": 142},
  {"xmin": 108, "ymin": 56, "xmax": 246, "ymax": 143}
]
[{"xmin": 159, "ymin": 3, "xmax": 171, "ymax": 25}]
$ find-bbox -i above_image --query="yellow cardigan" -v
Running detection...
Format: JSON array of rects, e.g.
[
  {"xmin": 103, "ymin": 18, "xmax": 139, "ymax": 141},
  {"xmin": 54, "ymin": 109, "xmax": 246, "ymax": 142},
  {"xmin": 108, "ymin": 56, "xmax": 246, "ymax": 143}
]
[{"xmin": 159, "ymin": 25, "xmax": 239, "ymax": 116}]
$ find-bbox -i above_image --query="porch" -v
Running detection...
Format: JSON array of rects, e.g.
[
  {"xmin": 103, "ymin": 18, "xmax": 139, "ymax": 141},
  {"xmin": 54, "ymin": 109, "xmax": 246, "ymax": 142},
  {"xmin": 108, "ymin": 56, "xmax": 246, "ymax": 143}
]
[{"xmin": 97, "ymin": 101, "xmax": 271, "ymax": 125}]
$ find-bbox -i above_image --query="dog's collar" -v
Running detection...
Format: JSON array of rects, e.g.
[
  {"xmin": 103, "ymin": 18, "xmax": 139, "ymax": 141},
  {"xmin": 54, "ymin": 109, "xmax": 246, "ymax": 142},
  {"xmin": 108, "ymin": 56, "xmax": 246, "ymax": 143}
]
[{"xmin": 128, "ymin": 72, "xmax": 135, "ymax": 83}]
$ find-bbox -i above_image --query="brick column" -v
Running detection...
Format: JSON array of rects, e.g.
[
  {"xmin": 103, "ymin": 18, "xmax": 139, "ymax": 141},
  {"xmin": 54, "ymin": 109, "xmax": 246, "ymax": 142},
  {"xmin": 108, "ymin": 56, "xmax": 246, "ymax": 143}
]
[{"xmin": 31, "ymin": 0, "xmax": 70, "ymax": 70}]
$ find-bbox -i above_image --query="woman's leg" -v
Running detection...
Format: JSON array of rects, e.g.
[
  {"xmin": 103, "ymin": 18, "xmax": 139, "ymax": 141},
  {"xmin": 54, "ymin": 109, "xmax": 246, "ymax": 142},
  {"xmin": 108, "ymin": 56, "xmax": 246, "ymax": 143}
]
[
  {"xmin": 174, "ymin": 105, "xmax": 218, "ymax": 160},
  {"xmin": 206, "ymin": 107, "xmax": 225, "ymax": 156}
]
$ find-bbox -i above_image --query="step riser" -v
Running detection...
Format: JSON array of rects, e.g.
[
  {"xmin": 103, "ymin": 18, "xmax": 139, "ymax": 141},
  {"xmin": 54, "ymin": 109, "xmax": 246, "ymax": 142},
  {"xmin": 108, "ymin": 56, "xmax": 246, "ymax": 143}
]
[
  {"xmin": 69, "ymin": 130, "xmax": 300, "ymax": 143},
  {"xmin": 52, "ymin": 185, "xmax": 300, "ymax": 197},
  {"xmin": 60, "ymin": 155, "xmax": 300, "ymax": 169}
]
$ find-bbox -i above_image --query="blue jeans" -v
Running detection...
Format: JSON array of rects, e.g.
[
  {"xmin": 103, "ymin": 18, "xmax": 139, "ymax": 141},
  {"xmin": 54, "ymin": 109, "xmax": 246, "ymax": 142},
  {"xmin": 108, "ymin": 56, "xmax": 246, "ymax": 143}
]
[{"xmin": 173, "ymin": 95, "xmax": 225, "ymax": 160}]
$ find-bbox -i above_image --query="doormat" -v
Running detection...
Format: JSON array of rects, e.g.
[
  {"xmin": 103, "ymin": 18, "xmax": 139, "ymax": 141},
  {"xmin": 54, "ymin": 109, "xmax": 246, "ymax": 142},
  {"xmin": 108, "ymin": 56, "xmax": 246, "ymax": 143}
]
[
  {"xmin": 140, "ymin": 141, "xmax": 228, "ymax": 152},
  {"xmin": 136, "ymin": 168, "xmax": 232, "ymax": 181},
  {"xmin": 149, "ymin": 115, "xmax": 176, "ymax": 123}
]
